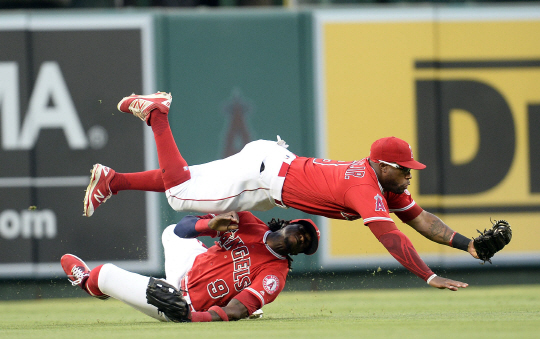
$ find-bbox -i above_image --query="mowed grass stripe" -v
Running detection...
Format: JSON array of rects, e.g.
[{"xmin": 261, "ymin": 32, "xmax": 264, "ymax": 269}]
[{"xmin": 0, "ymin": 285, "xmax": 538, "ymax": 339}]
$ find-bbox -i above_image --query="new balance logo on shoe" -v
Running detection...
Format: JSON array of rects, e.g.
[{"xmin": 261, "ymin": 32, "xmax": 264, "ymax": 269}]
[
  {"xmin": 93, "ymin": 189, "xmax": 106, "ymax": 203},
  {"xmin": 116, "ymin": 92, "xmax": 172, "ymax": 124},
  {"xmin": 83, "ymin": 164, "xmax": 116, "ymax": 217}
]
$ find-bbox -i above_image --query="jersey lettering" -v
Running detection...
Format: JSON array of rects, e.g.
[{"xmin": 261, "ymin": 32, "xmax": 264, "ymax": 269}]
[
  {"xmin": 312, "ymin": 158, "xmax": 353, "ymax": 166},
  {"xmin": 231, "ymin": 245, "xmax": 249, "ymax": 260},
  {"xmin": 232, "ymin": 254, "xmax": 252, "ymax": 292},
  {"xmin": 224, "ymin": 239, "xmax": 253, "ymax": 292},
  {"xmin": 207, "ymin": 279, "xmax": 230, "ymax": 299},
  {"xmin": 218, "ymin": 230, "xmax": 244, "ymax": 250},
  {"xmin": 345, "ymin": 161, "xmax": 366, "ymax": 179},
  {"xmin": 374, "ymin": 194, "xmax": 386, "ymax": 212},
  {"xmin": 234, "ymin": 275, "xmax": 251, "ymax": 291}
]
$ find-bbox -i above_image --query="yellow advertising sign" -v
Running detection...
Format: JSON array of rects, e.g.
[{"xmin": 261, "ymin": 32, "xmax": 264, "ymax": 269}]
[{"xmin": 314, "ymin": 8, "xmax": 540, "ymax": 267}]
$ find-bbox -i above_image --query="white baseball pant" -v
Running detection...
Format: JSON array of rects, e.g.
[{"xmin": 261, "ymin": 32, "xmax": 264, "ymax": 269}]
[
  {"xmin": 96, "ymin": 225, "xmax": 207, "ymax": 321},
  {"xmin": 165, "ymin": 139, "xmax": 296, "ymax": 214}
]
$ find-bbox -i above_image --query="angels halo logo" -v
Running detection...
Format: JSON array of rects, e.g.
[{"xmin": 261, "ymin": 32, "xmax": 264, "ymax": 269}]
[{"xmin": 262, "ymin": 275, "xmax": 279, "ymax": 294}]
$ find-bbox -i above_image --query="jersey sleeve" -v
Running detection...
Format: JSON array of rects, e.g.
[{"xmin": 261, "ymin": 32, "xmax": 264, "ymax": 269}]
[
  {"xmin": 343, "ymin": 185, "xmax": 394, "ymax": 225},
  {"xmin": 174, "ymin": 214, "xmax": 218, "ymax": 238},
  {"xmin": 233, "ymin": 268, "xmax": 287, "ymax": 315},
  {"xmin": 376, "ymin": 228, "xmax": 435, "ymax": 281},
  {"xmin": 385, "ymin": 190, "xmax": 423, "ymax": 223}
]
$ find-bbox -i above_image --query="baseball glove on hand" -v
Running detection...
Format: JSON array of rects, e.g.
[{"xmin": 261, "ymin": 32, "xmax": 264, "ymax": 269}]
[
  {"xmin": 473, "ymin": 220, "xmax": 512, "ymax": 264},
  {"xmin": 146, "ymin": 277, "xmax": 191, "ymax": 322}
]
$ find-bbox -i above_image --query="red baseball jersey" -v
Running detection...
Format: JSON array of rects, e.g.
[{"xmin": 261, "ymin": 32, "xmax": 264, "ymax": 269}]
[
  {"xmin": 282, "ymin": 157, "xmax": 422, "ymax": 224},
  {"xmin": 187, "ymin": 212, "xmax": 289, "ymax": 314}
]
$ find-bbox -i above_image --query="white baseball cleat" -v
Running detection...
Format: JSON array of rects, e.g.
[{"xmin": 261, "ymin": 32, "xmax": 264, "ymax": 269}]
[
  {"xmin": 83, "ymin": 164, "xmax": 115, "ymax": 217},
  {"xmin": 117, "ymin": 92, "xmax": 172, "ymax": 124},
  {"xmin": 248, "ymin": 308, "xmax": 264, "ymax": 319}
]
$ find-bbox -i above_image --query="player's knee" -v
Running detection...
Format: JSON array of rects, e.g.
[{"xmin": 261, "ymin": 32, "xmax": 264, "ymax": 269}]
[{"xmin": 161, "ymin": 225, "xmax": 177, "ymax": 242}]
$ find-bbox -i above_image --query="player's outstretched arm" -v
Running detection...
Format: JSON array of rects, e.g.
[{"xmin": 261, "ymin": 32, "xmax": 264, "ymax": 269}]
[
  {"xmin": 406, "ymin": 210, "xmax": 456, "ymax": 245},
  {"xmin": 428, "ymin": 276, "xmax": 468, "ymax": 291},
  {"xmin": 369, "ymin": 221, "xmax": 469, "ymax": 290}
]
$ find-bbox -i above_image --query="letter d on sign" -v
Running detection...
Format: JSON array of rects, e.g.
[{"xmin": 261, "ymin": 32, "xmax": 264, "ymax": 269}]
[{"xmin": 416, "ymin": 80, "xmax": 515, "ymax": 195}]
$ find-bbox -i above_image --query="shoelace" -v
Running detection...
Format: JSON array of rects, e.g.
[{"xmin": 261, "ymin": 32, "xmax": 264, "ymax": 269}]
[{"xmin": 69, "ymin": 266, "xmax": 89, "ymax": 286}]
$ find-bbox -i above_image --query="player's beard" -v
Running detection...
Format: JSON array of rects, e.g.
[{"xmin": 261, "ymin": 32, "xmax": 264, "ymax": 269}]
[
  {"xmin": 393, "ymin": 184, "xmax": 408, "ymax": 194},
  {"xmin": 384, "ymin": 180, "xmax": 409, "ymax": 194}
]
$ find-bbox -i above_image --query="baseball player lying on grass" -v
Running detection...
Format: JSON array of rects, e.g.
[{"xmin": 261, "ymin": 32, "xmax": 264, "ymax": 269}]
[
  {"xmin": 62, "ymin": 211, "xmax": 320, "ymax": 322},
  {"xmin": 83, "ymin": 92, "xmax": 512, "ymax": 291}
]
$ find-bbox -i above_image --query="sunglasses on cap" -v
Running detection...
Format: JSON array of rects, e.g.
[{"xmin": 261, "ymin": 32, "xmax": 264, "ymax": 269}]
[{"xmin": 378, "ymin": 160, "xmax": 411, "ymax": 175}]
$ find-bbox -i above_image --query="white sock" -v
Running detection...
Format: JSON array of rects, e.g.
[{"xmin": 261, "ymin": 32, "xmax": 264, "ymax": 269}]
[{"xmin": 98, "ymin": 263, "xmax": 169, "ymax": 322}]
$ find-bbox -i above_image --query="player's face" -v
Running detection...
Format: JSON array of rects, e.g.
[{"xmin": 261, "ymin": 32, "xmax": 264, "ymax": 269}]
[
  {"xmin": 281, "ymin": 224, "xmax": 312, "ymax": 255},
  {"xmin": 380, "ymin": 164, "xmax": 412, "ymax": 194}
]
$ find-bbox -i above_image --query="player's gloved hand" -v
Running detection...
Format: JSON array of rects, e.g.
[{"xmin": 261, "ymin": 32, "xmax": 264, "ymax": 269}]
[
  {"xmin": 146, "ymin": 277, "xmax": 191, "ymax": 322},
  {"xmin": 473, "ymin": 220, "xmax": 512, "ymax": 264}
]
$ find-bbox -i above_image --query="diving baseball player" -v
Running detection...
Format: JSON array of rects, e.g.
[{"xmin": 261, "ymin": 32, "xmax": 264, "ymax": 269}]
[
  {"xmin": 62, "ymin": 211, "xmax": 320, "ymax": 322},
  {"xmin": 83, "ymin": 92, "xmax": 511, "ymax": 292}
]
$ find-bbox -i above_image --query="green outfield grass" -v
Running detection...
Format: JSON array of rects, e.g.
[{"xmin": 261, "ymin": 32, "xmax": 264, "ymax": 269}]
[{"xmin": 1, "ymin": 285, "xmax": 539, "ymax": 339}]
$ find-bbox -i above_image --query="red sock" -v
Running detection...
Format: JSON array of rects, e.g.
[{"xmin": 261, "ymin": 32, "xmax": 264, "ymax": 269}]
[
  {"xmin": 84, "ymin": 264, "xmax": 107, "ymax": 298},
  {"xmin": 110, "ymin": 170, "xmax": 165, "ymax": 193},
  {"xmin": 149, "ymin": 110, "xmax": 191, "ymax": 190}
]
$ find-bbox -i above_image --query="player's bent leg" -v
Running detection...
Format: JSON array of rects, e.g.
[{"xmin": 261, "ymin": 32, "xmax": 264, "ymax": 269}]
[
  {"xmin": 83, "ymin": 164, "xmax": 115, "ymax": 217},
  {"xmin": 150, "ymin": 111, "xmax": 191, "ymax": 190},
  {"xmin": 97, "ymin": 263, "xmax": 171, "ymax": 322},
  {"xmin": 161, "ymin": 225, "xmax": 207, "ymax": 288}
]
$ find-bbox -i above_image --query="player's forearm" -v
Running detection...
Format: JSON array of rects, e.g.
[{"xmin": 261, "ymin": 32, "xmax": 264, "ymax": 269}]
[
  {"xmin": 174, "ymin": 216, "xmax": 213, "ymax": 238},
  {"xmin": 378, "ymin": 230, "xmax": 434, "ymax": 281},
  {"xmin": 192, "ymin": 301, "xmax": 248, "ymax": 322},
  {"xmin": 408, "ymin": 211, "xmax": 455, "ymax": 246}
]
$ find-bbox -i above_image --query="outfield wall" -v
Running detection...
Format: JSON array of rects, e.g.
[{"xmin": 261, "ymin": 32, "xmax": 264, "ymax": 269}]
[
  {"xmin": 313, "ymin": 6, "xmax": 540, "ymax": 271},
  {"xmin": 1, "ymin": 4, "xmax": 539, "ymax": 279}
]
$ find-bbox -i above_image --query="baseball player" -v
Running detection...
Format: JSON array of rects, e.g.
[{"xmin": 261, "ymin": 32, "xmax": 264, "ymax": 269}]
[
  {"xmin": 83, "ymin": 92, "xmax": 506, "ymax": 292},
  {"xmin": 62, "ymin": 211, "xmax": 320, "ymax": 322}
]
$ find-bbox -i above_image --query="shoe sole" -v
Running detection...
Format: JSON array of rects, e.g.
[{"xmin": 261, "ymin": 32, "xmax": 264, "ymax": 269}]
[
  {"xmin": 83, "ymin": 164, "xmax": 102, "ymax": 217},
  {"xmin": 116, "ymin": 92, "xmax": 172, "ymax": 114}
]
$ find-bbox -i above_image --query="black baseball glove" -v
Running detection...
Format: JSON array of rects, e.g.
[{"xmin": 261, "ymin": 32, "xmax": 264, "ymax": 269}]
[
  {"xmin": 473, "ymin": 219, "xmax": 512, "ymax": 264},
  {"xmin": 146, "ymin": 277, "xmax": 191, "ymax": 322}
]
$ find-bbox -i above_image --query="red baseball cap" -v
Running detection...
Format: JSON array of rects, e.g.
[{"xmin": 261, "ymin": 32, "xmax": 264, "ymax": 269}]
[
  {"xmin": 370, "ymin": 136, "xmax": 426, "ymax": 170},
  {"xmin": 289, "ymin": 219, "xmax": 320, "ymax": 255}
]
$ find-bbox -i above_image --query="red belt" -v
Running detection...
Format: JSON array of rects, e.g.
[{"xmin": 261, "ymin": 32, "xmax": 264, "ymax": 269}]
[
  {"xmin": 274, "ymin": 161, "xmax": 290, "ymax": 207},
  {"xmin": 278, "ymin": 162, "xmax": 290, "ymax": 177}
]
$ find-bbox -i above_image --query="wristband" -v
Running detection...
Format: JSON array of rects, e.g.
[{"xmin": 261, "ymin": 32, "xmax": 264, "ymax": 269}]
[
  {"xmin": 450, "ymin": 232, "xmax": 470, "ymax": 252},
  {"xmin": 208, "ymin": 306, "xmax": 229, "ymax": 321},
  {"xmin": 190, "ymin": 311, "xmax": 212, "ymax": 322},
  {"xmin": 194, "ymin": 219, "xmax": 212, "ymax": 233},
  {"xmin": 426, "ymin": 274, "xmax": 437, "ymax": 284}
]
